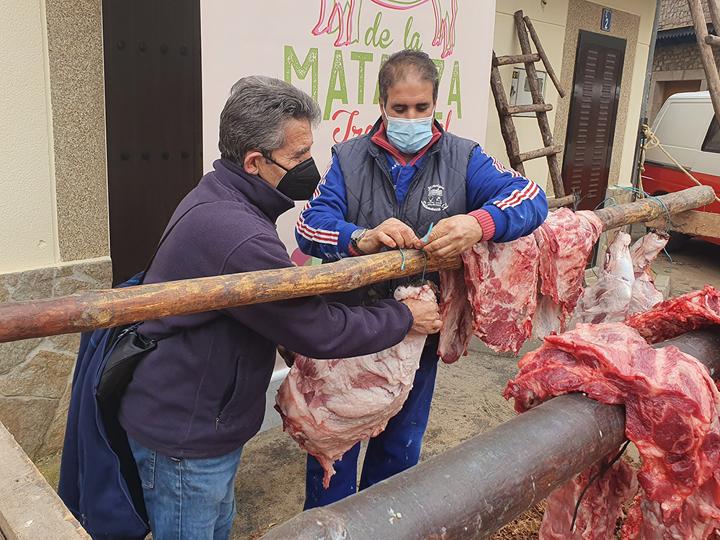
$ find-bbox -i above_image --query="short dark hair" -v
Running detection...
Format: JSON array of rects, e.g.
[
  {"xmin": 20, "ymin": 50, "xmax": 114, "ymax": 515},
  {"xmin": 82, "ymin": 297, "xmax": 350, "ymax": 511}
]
[
  {"xmin": 378, "ymin": 49, "xmax": 439, "ymax": 104},
  {"xmin": 218, "ymin": 76, "xmax": 320, "ymax": 164}
]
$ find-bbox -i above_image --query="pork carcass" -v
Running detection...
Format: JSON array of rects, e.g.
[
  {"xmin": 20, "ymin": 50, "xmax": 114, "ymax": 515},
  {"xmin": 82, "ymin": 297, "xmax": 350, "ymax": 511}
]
[
  {"xmin": 439, "ymin": 208, "xmax": 603, "ymax": 357},
  {"xmin": 533, "ymin": 209, "xmax": 604, "ymax": 338},
  {"xmin": 275, "ymin": 285, "xmax": 436, "ymax": 488},
  {"xmin": 626, "ymin": 285, "xmax": 720, "ymax": 343},
  {"xmin": 539, "ymin": 455, "xmax": 638, "ymax": 540},
  {"xmin": 438, "ymin": 236, "xmax": 540, "ymax": 359},
  {"xmin": 628, "ymin": 231, "xmax": 669, "ymax": 315},
  {"xmin": 459, "ymin": 236, "xmax": 540, "ymax": 354},
  {"xmin": 504, "ymin": 319, "xmax": 720, "ymax": 539},
  {"xmin": 571, "ymin": 231, "xmax": 634, "ymax": 325},
  {"xmin": 438, "ymin": 268, "xmax": 474, "ymax": 364}
]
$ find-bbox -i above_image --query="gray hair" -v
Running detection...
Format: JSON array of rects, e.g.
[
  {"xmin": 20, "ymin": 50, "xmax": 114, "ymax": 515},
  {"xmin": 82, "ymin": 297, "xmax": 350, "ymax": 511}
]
[
  {"xmin": 219, "ymin": 76, "xmax": 321, "ymax": 164},
  {"xmin": 379, "ymin": 49, "xmax": 439, "ymax": 104}
]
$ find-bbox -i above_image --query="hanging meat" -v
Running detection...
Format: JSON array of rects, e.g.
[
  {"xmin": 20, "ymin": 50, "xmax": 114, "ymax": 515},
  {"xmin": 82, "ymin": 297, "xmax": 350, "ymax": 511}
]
[
  {"xmin": 505, "ymin": 286, "xmax": 720, "ymax": 539},
  {"xmin": 275, "ymin": 285, "xmax": 436, "ymax": 488}
]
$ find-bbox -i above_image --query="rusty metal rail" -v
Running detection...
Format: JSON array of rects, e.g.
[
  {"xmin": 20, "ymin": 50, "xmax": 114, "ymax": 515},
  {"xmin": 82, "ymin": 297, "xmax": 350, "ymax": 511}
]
[
  {"xmin": 0, "ymin": 186, "xmax": 714, "ymax": 343},
  {"xmin": 260, "ymin": 327, "xmax": 720, "ymax": 540}
]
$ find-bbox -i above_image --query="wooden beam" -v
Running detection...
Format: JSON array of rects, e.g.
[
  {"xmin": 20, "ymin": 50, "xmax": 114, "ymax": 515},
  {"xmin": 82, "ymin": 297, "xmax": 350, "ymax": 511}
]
[
  {"xmin": 503, "ymin": 104, "xmax": 553, "ymax": 116},
  {"xmin": 0, "ymin": 187, "xmax": 714, "ymax": 344},
  {"xmin": 490, "ymin": 53, "xmax": 525, "ymax": 174},
  {"xmin": 707, "ymin": 0, "xmax": 720, "ymax": 40},
  {"xmin": 646, "ymin": 209, "xmax": 720, "ymax": 237},
  {"xmin": 688, "ymin": 0, "xmax": 720, "ymax": 126},
  {"xmin": 493, "ymin": 53, "xmax": 540, "ymax": 66},
  {"xmin": 0, "ymin": 423, "xmax": 89, "ymax": 539},
  {"xmin": 523, "ymin": 15, "xmax": 567, "ymax": 98},
  {"xmin": 548, "ymin": 194, "xmax": 575, "ymax": 209},
  {"xmin": 514, "ymin": 11, "xmax": 565, "ymax": 197},
  {"xmin": 705, "ymin": 35, "xmax": 720, "ymax": 46},
  {"xmin": 517, "ymin": 145, "xmax": 563, "ymax": 163}
]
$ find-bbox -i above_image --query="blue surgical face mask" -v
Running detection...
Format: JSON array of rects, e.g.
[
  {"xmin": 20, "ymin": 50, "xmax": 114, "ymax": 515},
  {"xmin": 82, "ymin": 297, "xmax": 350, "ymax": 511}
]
[{"xmin": 384, "ymin": 111, "xmax": 434, "ymax": 154}]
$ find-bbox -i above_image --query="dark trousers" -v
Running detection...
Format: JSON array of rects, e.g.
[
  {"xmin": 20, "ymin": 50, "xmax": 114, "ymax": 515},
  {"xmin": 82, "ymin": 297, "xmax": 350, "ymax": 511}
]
[{"xmin": 304, "ymin": 345, "xmax": 439, "ymax": 509}]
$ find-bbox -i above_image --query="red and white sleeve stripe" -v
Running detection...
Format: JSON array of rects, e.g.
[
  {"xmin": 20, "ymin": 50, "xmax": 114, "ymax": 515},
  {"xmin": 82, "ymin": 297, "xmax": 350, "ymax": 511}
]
[
  {"xmin": 295, "ymin": 159, "xmax": 340, "ymax": 246},
  {"xmin": 295, "ymin": 213, "xmax": 339, "ymax": 245},
  {"xmin": 494, "ymin": 179, "xmax": 541, "ymax": 210}
]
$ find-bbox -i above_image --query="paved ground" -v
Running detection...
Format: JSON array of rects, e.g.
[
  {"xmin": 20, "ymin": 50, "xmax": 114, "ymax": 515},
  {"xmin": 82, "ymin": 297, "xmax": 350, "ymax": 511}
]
[{"xmin": 33, "ymin": 235, "xmax": 720, "ymax": 539}]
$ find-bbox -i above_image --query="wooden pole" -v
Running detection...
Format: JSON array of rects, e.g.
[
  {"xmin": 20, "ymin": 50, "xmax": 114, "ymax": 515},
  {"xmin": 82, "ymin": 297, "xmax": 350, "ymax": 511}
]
[
  {"xmin": 548, "ymin": 194, "xmax": 575, "ymax": 209},
  {"xmin": 514, "ymin": 11, "xmax": 566, "ymax": 197},
  {"xmin": 489, "ymin": 52, "xmax": 525, "ymax": 175},
  {"xmin": 688, "ymin": 0, "xmax": 720, "ymax": 126},
  {"xmin": 0, "ymin": 186, "xmax": 714, "ymax": 344},
  {"xmin": 523, "ymin": 15, "xmax": 566, "ymax": 98}
]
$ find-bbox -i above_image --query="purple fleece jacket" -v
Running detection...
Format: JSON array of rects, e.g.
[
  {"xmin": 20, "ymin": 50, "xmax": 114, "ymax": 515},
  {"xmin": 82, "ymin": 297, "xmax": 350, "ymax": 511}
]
[{"xmin": 119, "ymin": 159, "xmax": 413, "ymax": 458}]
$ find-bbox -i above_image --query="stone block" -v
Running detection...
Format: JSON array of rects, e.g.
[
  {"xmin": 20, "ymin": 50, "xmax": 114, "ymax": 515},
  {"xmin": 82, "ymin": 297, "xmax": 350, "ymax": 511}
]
[
  {"xmin": 39, "ymin": 377, "xmax": 72, "ymax": 457},
  {"xmin": 0, "ymin": 338, "xmax": 41, "ymax": 375},
  {"xmin": 0, "ymin": 397, "xmax": 57, "ymax": 458},
  {"xmin": 0, "ymin": 349, "xmax": 75, "ymax": 400}
]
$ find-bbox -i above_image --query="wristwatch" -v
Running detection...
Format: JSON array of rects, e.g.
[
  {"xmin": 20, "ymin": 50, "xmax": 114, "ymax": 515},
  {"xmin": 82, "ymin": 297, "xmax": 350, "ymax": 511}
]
[{"xmin": 350, "ymin": 228, "xmax": 369, "ymax": 255}]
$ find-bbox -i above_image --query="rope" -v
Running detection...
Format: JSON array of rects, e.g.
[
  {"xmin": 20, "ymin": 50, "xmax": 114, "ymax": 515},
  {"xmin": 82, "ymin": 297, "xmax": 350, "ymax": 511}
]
[{"xmin": 641, "ymin": 124, "xmax": 720, "ymax": 204}]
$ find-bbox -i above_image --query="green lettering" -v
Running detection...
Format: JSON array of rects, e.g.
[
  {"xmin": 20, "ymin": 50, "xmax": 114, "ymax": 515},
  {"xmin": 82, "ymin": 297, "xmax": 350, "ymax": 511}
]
[
  {"xmin": 373, "ymin": 53, "xmax": 390, "ymax": 105},
  {"xmin": 448, "ymin": 60, "xmax": 462, "ymax": 119},
  {"xmin": 351, "ymin": 51, "xmax": 374, "ymax": 105},
  {"xmin": 284, "ymin": 46, "xmax": 318, "ymax": 101},
  {"xmin": 404, "ymin": 17, "xmax": 422, "ymax": 50},
  {"xmin": 433, "ymin": 59, "xmax": 445, "ymax": 84},
  {"xmin": 324, "ymin": 50, "xmax": 349, "ymax": 120}
]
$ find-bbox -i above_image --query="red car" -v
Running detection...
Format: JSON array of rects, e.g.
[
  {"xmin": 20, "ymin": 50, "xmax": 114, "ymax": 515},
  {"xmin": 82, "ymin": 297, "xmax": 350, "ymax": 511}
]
[{"xmin": 642, "ymin": 91, "xmax": 720, "ymax": 246}]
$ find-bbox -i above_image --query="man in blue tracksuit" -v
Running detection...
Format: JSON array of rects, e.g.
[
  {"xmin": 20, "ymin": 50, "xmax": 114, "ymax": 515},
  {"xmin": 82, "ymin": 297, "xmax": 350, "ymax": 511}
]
[{"xmin": 295, "ymin": 49, "xmax": 549, "ymax": 508}]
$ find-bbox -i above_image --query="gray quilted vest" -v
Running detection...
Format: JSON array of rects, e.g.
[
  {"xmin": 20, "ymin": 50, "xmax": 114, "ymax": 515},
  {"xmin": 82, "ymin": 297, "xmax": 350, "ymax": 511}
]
[{"xmin": 332, "ymin": 121, "xmax": 477, "ymax": 302}]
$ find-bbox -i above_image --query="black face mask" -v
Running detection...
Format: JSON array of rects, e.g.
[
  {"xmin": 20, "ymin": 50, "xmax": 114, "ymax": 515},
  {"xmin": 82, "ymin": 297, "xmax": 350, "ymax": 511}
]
[{"xmin": 265, "ymin": 155, "xmax": 321, "ymax": 201}]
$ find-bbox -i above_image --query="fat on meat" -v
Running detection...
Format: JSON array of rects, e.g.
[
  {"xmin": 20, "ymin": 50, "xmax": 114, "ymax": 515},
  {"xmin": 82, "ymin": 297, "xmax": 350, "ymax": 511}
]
[
  {"xmin": 504, "ymin": 321, "xmax": 720, "ymax": 539},
  {"xmin": 538, "ymin": 456, "xmax": 638, "ymax": 540},
  {"xmin": 626, "ymin": 285, "xmax": 720, "ymax": 343},
  {"xmin": 438, "ymin": 268, "xmax": 474, "ymax": 363},
  {"xmin": 459, "ymin": 236, "xmax": 540, "ymax": 354},
  {"xmin": 627, "ymin": 231, "xmax": 669, "ymax": 315},
  {"xmin": 571, "ymin": 231, "xmax": 634, "ymax": 325},
  {"xmin": 275, "ymin": 285, "xmax": 435, "ymax": 488},
  {"xmin": 533, "ymin": 208, "xmax": 604, "ymax": 338}
]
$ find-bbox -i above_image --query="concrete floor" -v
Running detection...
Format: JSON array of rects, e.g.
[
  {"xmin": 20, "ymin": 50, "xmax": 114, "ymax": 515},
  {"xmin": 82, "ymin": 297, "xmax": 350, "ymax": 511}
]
[{"xmin": 231, "ymin": 237, "xmax": 720, "ymax": 539}]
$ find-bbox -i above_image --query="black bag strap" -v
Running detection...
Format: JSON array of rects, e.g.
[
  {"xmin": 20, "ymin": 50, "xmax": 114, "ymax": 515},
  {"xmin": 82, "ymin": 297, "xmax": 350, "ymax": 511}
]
[{"xmin": 139, "ymin": 201, "xmax": 213, "ymax": 285}]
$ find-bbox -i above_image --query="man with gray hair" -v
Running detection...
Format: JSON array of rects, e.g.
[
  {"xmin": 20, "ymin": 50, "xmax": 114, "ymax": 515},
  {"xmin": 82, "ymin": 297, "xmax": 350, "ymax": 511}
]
[{"xmin": 118, "ymin": 76, "xmax": 440, "ymax": 540}]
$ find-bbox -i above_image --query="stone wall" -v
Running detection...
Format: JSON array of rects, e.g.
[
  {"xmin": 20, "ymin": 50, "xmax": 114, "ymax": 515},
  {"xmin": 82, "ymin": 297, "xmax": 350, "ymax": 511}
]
[
  {"xmin": 0, "ymin": 258, "xmax": 111, "ymax": 459},
  {"xmin": 654, "ymin": 42, "xmax": 705, "ymax": 73}
]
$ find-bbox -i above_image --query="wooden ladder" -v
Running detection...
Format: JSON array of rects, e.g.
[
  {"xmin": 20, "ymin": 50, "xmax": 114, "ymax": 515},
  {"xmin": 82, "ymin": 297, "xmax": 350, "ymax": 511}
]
[
  {"xmin": 687, "ymin": 0, "xmax": 720, "ymax": 125},
  {"xmin": 490, "ymin": 10, "xmax": 568, "ymax": 199}
]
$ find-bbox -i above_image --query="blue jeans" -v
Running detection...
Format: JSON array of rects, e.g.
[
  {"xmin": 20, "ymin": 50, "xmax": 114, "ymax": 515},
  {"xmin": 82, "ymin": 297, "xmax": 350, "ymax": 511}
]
[
  {"xmin": 128, "ymin": 438, "xmax": 243, "ymax": 540},
  {"xmin": 304, "ymin": 346, "xmax": 439, "ymax": 509}
]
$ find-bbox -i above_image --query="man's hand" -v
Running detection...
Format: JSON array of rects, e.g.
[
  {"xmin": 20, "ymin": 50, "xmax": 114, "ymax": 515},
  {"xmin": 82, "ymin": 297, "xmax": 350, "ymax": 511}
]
[
  {"xmin": 402, "ymin": 298, "xmax": 442, "ymax": 335},
  {"xmin": 423, "ymin": 215, "xmax": 483, "ymax": 258},
  {"xmin": 357, "ymin": 218, "xmax": 423, "ymax": 254}
]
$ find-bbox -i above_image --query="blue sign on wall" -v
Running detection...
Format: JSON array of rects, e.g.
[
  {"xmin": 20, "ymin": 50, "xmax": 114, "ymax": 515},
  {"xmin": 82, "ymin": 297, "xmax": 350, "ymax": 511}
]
[{"xmin": 601, "ymin": 8, "xmax": 613, "ymax": 32}]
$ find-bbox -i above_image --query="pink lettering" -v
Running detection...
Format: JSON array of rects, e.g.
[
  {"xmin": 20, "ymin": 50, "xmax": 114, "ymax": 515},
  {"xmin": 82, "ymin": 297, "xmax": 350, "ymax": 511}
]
[{"xmin": 331, "ymin": 109, "xmax": 374, "ymax": 143}]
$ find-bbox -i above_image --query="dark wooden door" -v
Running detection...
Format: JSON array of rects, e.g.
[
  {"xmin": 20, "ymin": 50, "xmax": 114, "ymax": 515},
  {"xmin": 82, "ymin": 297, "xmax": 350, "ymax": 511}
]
[
  {"xmin": 662, "ymin": 79, "xmax": 702, "ymax": 104},
  {"xmin": 102, "ymin": 0, "xmax": 203, "ymax": 285},
  {"xmin": 562, "ymin": 31, "xmax": 626, "ymax": 211}
]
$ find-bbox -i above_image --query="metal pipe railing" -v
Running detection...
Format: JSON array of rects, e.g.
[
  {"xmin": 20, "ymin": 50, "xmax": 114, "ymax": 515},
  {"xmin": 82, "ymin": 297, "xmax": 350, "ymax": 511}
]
[{"xmin": 260, "ymin": 327, "xmax": 720, "ymax": 540}]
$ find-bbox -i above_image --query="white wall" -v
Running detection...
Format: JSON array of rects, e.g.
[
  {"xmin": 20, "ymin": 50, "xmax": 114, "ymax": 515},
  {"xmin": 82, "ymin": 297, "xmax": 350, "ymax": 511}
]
[
  {"xmin": 487, "ymin": 1, "xmax": 570, "ymax": 190},
  {"xmin": 201, "ymin": 0, "xmax": 496, "ymax": 261},
  {"xmin": 0, "ymin": 0, "xmax": 58, "ymax": 274}
]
